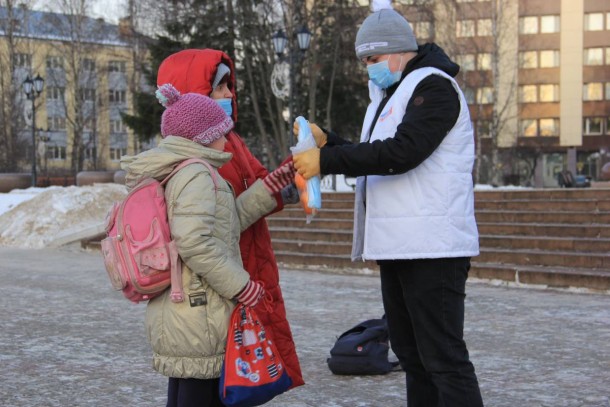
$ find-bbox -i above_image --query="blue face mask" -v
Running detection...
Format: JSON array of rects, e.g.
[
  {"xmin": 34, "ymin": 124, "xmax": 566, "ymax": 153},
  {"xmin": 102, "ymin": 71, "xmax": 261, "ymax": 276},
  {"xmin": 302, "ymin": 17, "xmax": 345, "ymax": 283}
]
[
  {"xmin": 216, "ymin": 98, "xmax": 233, "ymax": 117},
  {"xmin": 367, "ymin": 58, "xmax": 402, "ymax": 89}
]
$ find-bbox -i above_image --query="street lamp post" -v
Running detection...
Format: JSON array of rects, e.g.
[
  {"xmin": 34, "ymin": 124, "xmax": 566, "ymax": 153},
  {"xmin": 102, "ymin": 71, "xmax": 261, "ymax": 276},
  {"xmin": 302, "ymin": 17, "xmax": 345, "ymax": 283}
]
[
  {"xmin": 23, "ymin": 74, "xmax": 45, "ymax": 187},
  {"xmin": 272, "ymin": 25, "xmax": 312, "ymax": 148}
]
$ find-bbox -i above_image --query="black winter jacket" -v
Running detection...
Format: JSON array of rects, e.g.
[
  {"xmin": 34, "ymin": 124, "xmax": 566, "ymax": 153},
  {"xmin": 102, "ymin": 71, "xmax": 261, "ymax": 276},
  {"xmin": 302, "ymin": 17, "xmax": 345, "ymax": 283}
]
[{"xmin": 321, "ymin": 43, "xmax": 462, "ymax": 177}]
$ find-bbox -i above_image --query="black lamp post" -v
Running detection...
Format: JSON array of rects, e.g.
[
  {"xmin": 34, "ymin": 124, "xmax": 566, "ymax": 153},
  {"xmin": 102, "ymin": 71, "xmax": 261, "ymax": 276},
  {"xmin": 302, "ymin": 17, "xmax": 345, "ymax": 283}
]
[
  {"xmin": 23, "ymin": 74, "xmax": 45, "ymax": 187},
  {"xmin": 272, "ymin": 25, "xmax": 312, "ymax": 147}
]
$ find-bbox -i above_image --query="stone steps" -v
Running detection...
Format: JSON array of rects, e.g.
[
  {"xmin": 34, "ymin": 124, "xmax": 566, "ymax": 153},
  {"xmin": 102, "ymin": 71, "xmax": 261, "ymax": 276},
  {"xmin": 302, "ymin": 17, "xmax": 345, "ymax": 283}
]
[{"xmin": 269, "ymin": 189, "xmax": 610, "ymax": 292}]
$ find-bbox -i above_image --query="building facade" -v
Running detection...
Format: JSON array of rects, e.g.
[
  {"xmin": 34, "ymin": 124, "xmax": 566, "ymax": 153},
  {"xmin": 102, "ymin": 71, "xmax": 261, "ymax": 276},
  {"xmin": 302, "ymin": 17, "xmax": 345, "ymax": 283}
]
[
  {"xmin": 391, "ymin": 0, "xmax": 610, "ymax": 186},
  {"xmin": 0, "ymin": 6, "xmax": 149, "ymax": 178}
]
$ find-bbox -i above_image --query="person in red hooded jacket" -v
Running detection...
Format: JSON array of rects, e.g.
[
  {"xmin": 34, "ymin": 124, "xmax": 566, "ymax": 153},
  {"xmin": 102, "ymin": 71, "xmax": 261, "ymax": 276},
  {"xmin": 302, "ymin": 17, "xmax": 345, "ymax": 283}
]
[{"xmin": 157, "ymin": 48, "xmax": 304, "ymax": 402}]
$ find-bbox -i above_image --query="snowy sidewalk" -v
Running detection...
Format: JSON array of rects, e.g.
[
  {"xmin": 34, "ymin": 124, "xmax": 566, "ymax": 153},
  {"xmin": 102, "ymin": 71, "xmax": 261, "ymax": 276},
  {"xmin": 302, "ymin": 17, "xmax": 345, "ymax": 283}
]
[{"xmin": 0, "ymin": 247, "xmax": 608, "ymax": 407}]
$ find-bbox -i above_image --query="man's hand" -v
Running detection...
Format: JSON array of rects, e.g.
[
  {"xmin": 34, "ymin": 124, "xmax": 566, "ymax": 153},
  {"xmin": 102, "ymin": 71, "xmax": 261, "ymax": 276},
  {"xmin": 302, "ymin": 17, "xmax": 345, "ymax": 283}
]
[
  {"xmin": 293, "ymin": 121, "xmax": 327, "ymax": 148},
  {"xmin": 293, "ymin": 148, "xmax": 321, "ymax": 180}
]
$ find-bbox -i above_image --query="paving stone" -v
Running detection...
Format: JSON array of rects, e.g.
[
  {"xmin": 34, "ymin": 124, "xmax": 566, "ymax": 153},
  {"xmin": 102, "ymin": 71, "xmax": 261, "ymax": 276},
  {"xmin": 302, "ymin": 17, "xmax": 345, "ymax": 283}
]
[{"xmin": 0, "ymin": 247, "xmax": 608, "ymax": 407}]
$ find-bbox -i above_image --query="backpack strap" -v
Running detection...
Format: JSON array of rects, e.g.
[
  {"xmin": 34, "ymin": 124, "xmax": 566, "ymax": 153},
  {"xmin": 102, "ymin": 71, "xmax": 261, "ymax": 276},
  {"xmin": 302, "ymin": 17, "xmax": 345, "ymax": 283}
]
[
  {"xmin": 160, "ymin": 157, "xmax": 219, "ymax": 303},
  {"xmin": 161, "ymin": 158, "xmax": 219, "ymax": 190}
]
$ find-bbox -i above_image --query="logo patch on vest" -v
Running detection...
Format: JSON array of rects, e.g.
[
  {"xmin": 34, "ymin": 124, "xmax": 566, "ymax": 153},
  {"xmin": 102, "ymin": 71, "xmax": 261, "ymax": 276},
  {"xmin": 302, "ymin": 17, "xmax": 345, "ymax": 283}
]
[
  {"xmin": 379, "ymin": 106, "xmax": 393, "ymax": 122},
  {"xmin": 413, "ymin": 96, "xmax": 424, "ymax": 106}
]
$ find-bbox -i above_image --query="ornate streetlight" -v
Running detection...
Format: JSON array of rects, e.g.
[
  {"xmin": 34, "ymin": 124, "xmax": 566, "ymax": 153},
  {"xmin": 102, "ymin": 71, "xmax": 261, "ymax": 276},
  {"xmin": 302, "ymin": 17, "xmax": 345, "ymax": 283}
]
[
  {"xmin": 23, "ymin": 74, "xmax": 45, "ymax": 187},
  {"xmin": 271, "ymin": 25, "xmax": 312, "ymax": 148}
]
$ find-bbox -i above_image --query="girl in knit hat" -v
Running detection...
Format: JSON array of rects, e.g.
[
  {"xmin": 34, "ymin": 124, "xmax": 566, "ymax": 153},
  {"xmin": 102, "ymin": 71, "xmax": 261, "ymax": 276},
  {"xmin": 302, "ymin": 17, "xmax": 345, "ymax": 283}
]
[
  {"xmin": 156, "ymin": 49, "xmax": 304, "ymax": 393},
  {"xmin": 120, "ymin": 84, "xmax": 296, "ymax": 407}
]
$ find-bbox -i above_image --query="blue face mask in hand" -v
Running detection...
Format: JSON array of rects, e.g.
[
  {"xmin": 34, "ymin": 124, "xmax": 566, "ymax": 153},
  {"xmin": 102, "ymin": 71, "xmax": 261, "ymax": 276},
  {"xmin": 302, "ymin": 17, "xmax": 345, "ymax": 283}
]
[
  {"xmin": 367, "ymin": 56, "xmax": 403, "ymax": 89},
  {"xmin": 216, "ymin": 98, "xmax": 233, "ymax": 117}
]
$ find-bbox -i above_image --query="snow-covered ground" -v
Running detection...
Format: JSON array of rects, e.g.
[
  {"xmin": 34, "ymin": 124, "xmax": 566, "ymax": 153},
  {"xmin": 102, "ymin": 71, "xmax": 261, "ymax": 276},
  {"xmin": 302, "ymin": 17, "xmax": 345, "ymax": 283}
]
[{"xmin": 0, "ymin": 184, "xmax": 127, "ymax": 248}]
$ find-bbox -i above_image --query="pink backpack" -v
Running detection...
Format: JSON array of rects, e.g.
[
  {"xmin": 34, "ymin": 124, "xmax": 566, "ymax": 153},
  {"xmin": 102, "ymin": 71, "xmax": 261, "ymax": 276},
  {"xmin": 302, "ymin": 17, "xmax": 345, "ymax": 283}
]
[{"xmin": 101, "ymin": 158, "xmax": 217, "ymax": 304}]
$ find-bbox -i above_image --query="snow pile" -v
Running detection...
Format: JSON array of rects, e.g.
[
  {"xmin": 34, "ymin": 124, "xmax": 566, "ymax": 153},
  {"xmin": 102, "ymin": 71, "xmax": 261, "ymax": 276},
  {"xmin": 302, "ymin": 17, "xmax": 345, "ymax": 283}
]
[{"xmin": 0, "ymin": 184, "xmax": 127, "ymax": 249}]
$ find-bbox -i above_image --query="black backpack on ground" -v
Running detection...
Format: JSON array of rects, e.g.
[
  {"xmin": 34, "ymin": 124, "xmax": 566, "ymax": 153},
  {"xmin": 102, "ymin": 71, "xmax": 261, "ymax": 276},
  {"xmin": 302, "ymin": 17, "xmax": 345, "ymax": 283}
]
[{"xmin": 327, "ymin": 316, "xmax": 400, "ymax": 375}]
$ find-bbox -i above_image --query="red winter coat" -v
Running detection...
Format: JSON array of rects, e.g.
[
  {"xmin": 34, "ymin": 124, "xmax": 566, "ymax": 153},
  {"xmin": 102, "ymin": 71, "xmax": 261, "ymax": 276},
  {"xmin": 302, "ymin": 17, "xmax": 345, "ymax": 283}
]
[{"xmin": 157, "ymin": 49, "xmax": 304, "ymax": 388}]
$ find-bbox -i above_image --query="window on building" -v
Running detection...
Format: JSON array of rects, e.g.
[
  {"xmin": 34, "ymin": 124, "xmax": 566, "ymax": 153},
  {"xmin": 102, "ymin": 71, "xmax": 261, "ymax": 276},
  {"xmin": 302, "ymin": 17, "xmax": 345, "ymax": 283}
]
[
  {"xmin": 108, "ymin": 89, "xmax": 127, "ymax": 103},
  {"xmin": 476, "ymin": 87, "xmax": 493, "ymax": 104},
  {"xmin": 520, "ymin": 15, "xmax": 560, "ymax": 34},
  {"xmin": 457, "ymin": 20, "xmax": 476, "ymax": 37},
  {"xmin": 46, "ymin": 56, "xmax": 63, "ymax": 69},
  {"xmin": 110, "ymin": 119, "xmax": 127, "ymax": 133},
  {"xmin": 414, "ymin": 21, "xmax": 432, "ymax": 38},
  {"xmin": 607, "ymin": 48, "xmax": 610, "ymax": 65},
  {"xmin": 519, "ymin": 85, "xmax": 538, "ymax": 103},
  {"xmin": 606, "ymin": 83, "xmax": 610, "ymax": 100},
  {"xmin": 463, "ymin": 88, "xmax": 475, "ymax": 104},
  {"xmin": 477, "ymin": 19, "xmax": 492, "ymax": 36},
  {"xmin": 83, "ymin": 146, "xmax": 97, "ymax": 161},
  {"xmin": 109, "ymin": 147, "xmax": 127, "ymax": 161},
  {"xmin": 47, "ymin": 116, "xmax": 66, "ymax": 131},
  {"xmin": 583, "ymin": 117, "xmax": 603, "ymax": 135},
  {"xmin": 585, "ymin": 13, "xmax": 605, "ymax": 31},
  {"xmin": 477, "ymin": 53, "xmax": 492, "ymax": 70},
  {"xmin": 47, "ymin": 145, "xmax": 66, "ymax": 160},
  {"xmin": 519, "ymin": 16, "xmax": 538, "ymax": 34},
  {"xmin": 83, "ymin": 117, "xmax": 96, "ymax": 131},
  {"xmin": 606, "ymin": 117, "xmax": 610, "ymax": 134},
  {"xmin": 539, "ymin": 118, "xmax": 558, "ymax": 136},
  {"xmin": 13, "ymin": 53, "xmax": 31, "ymax": 69},
  {"xmin": 520, "ymin": 119, "xmax": 537, "ymax": 137},
  {"xmin": 539, "ymin": 84, "xmax": 559, "ymax": 102},
  {"xmin": 583, "ymin": 83, "xmax": 604, "ymax": 101},
  {"xmin": 540, "ymin": 15, "xmax": 560, "ymax": 33},
  {"xmin": 519, "ymin": 51, "xmax": 538, "ymax": 68},
  {"xmin": 584, "ymin": 48, "xmax": 604, "ymax": 65},
  {"xmin": 46, "ymin": 87, "xmax": 65, "ymax": 101},
  {"xmin": 456, "ymin": 54, "xmax": 475, "ymax": 71},
  {"xmin": 539, "ymin": 50, "xmax": 559, "ymax": 68},
  {"xmin": 108, "ymin": 60, "xmax": 127, "ymax": 73},
  {"xmin": 476, "ymin": 120, "xmax": 491, "ymax": 138},
  {"xmin": 81, "ymin": 58, "xmax": 96, "ymax": 72},
  {"xmin": 79, "ymin": 88, "xmax": 96, "ymax": 102}
]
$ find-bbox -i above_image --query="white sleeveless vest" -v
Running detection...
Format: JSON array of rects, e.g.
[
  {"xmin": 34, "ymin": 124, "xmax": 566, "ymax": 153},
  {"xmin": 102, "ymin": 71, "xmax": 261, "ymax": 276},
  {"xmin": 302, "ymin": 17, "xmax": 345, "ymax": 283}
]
[{"xmin": 351, "ymin": 67, "xmax": 479, "ymax": 261}]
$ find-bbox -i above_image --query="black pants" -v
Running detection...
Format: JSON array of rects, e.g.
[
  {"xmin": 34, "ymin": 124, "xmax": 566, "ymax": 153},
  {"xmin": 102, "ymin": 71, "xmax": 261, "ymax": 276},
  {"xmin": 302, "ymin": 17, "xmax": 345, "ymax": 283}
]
[
  {"xmin": 166, "ymin": 377, "xmax": 223, "ymax": 407},
  {"xmin": 379, "ymin": 257, "xmax": 484, "ymax": 407}
]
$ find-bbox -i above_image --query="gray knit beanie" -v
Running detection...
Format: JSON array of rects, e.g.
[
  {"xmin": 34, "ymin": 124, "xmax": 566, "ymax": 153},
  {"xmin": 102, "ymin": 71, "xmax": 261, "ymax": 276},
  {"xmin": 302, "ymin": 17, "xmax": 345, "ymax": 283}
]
[{"xmin": 355, "ymin": 2, "xmax": 418, "ymax": 59}]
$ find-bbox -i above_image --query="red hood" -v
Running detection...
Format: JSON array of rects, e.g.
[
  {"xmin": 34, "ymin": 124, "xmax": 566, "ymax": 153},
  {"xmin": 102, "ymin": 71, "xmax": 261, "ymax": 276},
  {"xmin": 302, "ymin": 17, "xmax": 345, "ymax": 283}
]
[{"xmin": 157, "ymin": 48, "xmax": 238, "ymax": 123}]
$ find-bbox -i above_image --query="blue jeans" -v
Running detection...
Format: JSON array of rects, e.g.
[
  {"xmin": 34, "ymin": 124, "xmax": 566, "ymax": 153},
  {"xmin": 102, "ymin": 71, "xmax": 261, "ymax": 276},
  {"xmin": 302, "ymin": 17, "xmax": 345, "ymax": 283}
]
[{"xmin": 379, "ymin": 257, "xmax": 484, "ymax": 407}]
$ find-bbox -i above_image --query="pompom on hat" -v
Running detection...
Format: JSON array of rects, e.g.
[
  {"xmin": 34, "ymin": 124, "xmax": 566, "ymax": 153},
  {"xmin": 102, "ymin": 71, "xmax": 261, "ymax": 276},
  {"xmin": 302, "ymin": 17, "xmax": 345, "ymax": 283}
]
[
  {"xmin": 156, "ymin": 83, "xmax": 234, "ymax": 146},
  {"xmin": 355, "ymin": 0, "xmax": 418, "ymax": 60}
]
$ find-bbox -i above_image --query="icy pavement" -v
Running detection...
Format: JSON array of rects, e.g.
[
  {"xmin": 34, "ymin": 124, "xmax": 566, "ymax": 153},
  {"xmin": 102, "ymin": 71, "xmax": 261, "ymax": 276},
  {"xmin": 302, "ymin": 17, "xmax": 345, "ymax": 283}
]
[{"xmin": 0, "ymin": 247, "xmax": 608, "ymax": 407}]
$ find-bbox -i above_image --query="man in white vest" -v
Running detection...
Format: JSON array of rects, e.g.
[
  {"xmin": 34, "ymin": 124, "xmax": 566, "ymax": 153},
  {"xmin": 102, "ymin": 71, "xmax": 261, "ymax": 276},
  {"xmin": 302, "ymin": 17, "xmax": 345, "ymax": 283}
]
[{"xmin": 293, "ymin": 2, "xmax": 484, "ymax": 406}]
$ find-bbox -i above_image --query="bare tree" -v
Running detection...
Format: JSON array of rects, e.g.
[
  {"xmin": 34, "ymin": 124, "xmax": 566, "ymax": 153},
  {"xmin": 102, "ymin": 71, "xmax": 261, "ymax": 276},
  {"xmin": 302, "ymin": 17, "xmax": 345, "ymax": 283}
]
[
  {"xmin": 42, "ymin": 0, "xmax": 109, "ymax": 174},
  {"xmin": 0, "ymin": 0, "xmax": 38, "ymax": 172}
]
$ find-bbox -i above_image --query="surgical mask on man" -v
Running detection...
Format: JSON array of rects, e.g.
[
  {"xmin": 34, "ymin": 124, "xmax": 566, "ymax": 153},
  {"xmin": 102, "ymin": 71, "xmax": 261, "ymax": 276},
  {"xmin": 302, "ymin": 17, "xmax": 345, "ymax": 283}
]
[
  {"xmin": 366, "ymin": 55, "xmax": 403, "ymax": 89},
  {"xmin": 216, "ymin": 98, "xmax": 233, "ymax": 117}
]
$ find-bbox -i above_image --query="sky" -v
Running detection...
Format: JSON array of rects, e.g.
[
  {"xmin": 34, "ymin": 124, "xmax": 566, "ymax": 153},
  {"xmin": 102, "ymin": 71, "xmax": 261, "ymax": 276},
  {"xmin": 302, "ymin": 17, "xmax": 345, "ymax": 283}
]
[{"xmin": 89, "ymin": 0, "xmax": 124, "ymax": 23}]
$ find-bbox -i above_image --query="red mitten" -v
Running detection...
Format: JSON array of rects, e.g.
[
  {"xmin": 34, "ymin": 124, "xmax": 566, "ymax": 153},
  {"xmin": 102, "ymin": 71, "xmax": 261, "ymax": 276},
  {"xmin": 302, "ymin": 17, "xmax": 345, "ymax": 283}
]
[
  {"xmin": 236, "ymin": 280, "xmax": 264, "ymax": 308},
  {"xmin": 263, "ymin": 157, "xmax": 296, "ymax": 194}
]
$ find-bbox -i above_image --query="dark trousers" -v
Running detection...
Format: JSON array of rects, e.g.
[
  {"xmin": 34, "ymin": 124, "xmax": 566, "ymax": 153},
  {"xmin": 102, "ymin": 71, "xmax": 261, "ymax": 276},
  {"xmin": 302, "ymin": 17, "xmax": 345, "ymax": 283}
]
[
  {"xmin": 166, "ymin": 377, "xmax": 223, "ymax": 407},
  {"xmin": 379, "ymin": 257, "xmax": 484, "ymax": 407}
]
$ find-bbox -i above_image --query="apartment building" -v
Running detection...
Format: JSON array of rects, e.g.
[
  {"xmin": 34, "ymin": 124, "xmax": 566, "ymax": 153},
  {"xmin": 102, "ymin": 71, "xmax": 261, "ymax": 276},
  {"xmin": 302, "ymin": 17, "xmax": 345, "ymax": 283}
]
[
  {"xmin": 0, "ymin": 6, "xmax": 148, "ymax": 177},
  {"xmin": 379, "ymin": 0, "xmax": 610, "ymax": 186}
]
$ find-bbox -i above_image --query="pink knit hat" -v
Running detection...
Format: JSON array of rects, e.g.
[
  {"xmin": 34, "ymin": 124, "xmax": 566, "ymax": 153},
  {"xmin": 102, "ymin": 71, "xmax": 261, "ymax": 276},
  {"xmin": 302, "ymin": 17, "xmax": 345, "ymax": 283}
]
[{"xmin": 156, "ymin": 83, "xmax": 233, "ymax": 145}]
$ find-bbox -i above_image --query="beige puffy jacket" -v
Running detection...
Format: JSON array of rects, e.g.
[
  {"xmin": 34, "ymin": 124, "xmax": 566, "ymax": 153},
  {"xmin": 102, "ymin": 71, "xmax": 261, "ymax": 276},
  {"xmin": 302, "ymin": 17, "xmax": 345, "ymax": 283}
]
[{"xmin": 121, "ymin": 136, "xmax": 277, "ymax": 379}]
